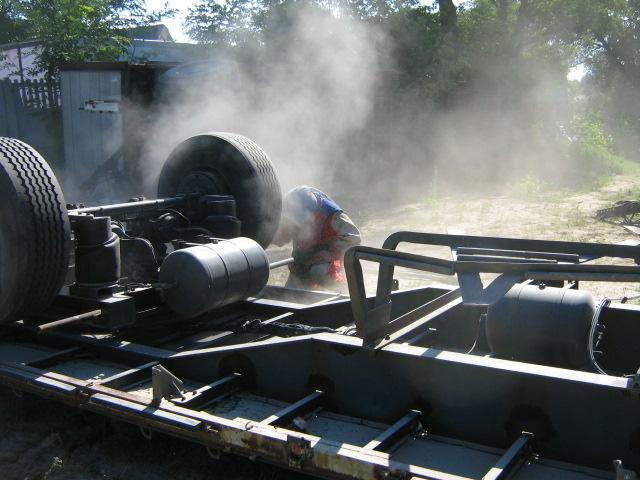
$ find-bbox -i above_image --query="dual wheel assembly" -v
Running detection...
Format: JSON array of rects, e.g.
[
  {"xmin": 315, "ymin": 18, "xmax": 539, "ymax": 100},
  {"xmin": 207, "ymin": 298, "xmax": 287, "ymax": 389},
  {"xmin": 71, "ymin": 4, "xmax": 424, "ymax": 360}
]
[{"xmin": 0, "ymin": 133, "xmax": 282, "ymax": 324}]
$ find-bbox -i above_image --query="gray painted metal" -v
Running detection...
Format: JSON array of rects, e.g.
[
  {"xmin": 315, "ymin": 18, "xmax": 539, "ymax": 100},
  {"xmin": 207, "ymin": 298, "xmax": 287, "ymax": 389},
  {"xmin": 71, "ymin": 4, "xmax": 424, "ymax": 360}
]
[
  {"xmin": 261, "ymin": 390, "xmax": 324, "ymax": 427},
  {"xmin": 159, "ymin": 238, "xmax": 270, "ymax": 318},
  {"xmin": 166, "ymin": 333, "xmax": 637, "ymax": 472},
  {"xmin": 61, "ymin": 68, "xmax": 122, "ymax": 188},
  {"xmin": 345, "ymin": 231, "xmax": 640, "ymax": 348},
  {"xmin": 483, "ymin": 432, "xmax": 534, "ymax": 480},
  {"xmin": 363, "ymin": 409, "xmax": 421, "ymax": 452},
  {"xmin": 487, "ymin": 284, "xmax": 595, "ymax": 367},
  {"xmin": 380, "ymin": 231, "xmax": 640, "ymax": 260},
  {"xmin": 1, "ymin": 221, "xmax": 639, "ymax": 479},
  {"xmin": 0, "ymin": 332, "xmax": 619, "ymax": 479}
]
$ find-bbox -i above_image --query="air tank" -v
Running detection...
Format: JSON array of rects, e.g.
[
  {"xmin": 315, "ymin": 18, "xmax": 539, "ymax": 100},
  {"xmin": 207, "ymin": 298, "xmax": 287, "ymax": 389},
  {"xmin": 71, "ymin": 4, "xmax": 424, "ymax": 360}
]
[
  {"xmin": 486, "ymin": 284, "xmax": 595, "ymax": 369},
  {"xmin": 159, "ymin": 237, "xmax": 269, "ymax": 318}
]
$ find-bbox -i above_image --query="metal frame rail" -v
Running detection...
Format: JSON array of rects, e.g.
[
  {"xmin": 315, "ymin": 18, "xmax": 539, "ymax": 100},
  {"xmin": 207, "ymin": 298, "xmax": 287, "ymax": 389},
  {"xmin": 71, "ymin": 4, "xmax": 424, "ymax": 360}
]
[
  {"xmin": 0, "ymin": 331, "xmax": 616, "ymax": 480},
  {"xmin": 0, "ymin": 231, "xmax": 635, "ymax": 478},
  {"xmin": 345, "ymin": 231, "xmax": 640, "ymax": 347}
]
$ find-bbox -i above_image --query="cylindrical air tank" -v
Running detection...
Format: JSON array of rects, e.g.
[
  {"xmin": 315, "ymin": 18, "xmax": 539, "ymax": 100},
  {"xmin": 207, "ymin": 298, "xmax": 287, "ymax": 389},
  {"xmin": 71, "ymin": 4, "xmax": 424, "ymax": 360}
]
[
  {"xmin": 486, "ymin": 284, "xmax": 595, "ymax": 368},
  {"xmin": 159, "ymin": 237, "xmax": 269, "ymax": 318}
]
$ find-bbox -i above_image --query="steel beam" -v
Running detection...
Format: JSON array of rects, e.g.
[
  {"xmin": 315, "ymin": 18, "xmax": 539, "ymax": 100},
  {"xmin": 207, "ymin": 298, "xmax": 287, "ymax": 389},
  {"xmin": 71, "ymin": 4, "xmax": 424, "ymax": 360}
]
[
  {"xmin": 455, "ymin": 247, "xmax": 580, "ymax": 263},
  {"xmin": 373, "ymin": 291, "xmax": 462, "ymax": 350},
  {"xmin": 98, "ymin": 361, "xmax": 159, "ymax": 389},
  {"xmin": 172, "ymin": 373, "xmax": 242, "ymax": 410},
  {"xmin": 363, "ymin": 410, "xmax": 422, "ymax": 452},
  {"xmin": 381, "ymin": 231, "xmax": 640, "ymax": 259},
  {"xmin": 0, "ymin": 346, "xmax": 618, "ymax": 480},
  {"xmin": 166, "ymin": 333, "xmax": 638, "ymax": 471},
  {"xmin": 482, "ymin": 432, "xmax": 534, "ymax": 480},
  {"xmin": 261, "ymin": 390, "xmax": 324, "ymax": 427}
]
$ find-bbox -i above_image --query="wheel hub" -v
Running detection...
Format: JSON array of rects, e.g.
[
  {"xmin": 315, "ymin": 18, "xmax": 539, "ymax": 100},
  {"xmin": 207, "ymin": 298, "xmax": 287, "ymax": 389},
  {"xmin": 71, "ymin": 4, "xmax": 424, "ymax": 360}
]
[{"xmin": 177, "ymin": 171, "xmax": 224, "ymax": 195}]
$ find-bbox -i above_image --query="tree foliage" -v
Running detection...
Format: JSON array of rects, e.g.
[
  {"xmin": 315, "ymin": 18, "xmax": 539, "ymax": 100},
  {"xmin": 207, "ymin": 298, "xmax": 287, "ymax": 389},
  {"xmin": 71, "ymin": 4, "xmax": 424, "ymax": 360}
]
[
  {"xmin": 4, "ymin": 0, "xmax": 173, "ymax": 80},
  {"xmin": 184, "ymin": 0, "xmax": 258, "ymax": 45},
  {"xmin": 0, "ymin": 0, "xmax": 28, "ymax": 44},
  {"xmin": 182, "ymin": 0, "xmax": 640, "ymax": 168}
]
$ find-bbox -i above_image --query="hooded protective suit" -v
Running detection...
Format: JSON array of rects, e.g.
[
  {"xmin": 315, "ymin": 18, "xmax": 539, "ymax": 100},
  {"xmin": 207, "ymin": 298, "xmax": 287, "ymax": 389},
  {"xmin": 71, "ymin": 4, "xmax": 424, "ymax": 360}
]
[{"xmin": 274, "ymin": 186, "xmax": 361, "ymax": 290}]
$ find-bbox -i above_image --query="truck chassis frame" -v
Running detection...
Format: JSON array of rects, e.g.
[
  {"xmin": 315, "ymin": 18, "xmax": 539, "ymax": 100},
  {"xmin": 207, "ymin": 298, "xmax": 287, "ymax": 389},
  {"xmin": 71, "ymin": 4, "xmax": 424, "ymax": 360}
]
[{"xmin": 1, "ymin": 232, "xmax": 640, "ymax": 480}]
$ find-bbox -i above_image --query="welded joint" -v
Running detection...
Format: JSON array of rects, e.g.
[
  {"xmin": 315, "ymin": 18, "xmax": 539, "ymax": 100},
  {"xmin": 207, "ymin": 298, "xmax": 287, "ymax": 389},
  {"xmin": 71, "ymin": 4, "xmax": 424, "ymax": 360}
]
[
  {"xmin": 203, "ymin": 424, "xmax": 227, "ymax": 459},
  {"xmin": 76, "ymin": 387, "xmax": 93, "ymax": 403},
  {"xmin": 205, "ymin": 424, "xmax": 221, "ymax": 441}
]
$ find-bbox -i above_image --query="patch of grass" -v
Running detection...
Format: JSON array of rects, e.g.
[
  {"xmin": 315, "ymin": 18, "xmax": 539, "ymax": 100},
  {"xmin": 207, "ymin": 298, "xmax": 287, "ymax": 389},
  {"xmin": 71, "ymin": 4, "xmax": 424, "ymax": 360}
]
[
  {"xmin": 539, "ymin": 188, "xmax": 574, "ymax": 203},
  {"xmin": 605, "ymin": 184, "xmax": 640, "ymax": 203},
  {"xmin": 616, "ymin": 157, "xmax": 640, "ymax": 176},
  {"xmin": 566, "ymin": 114, "xmax": 636, "ymax": 188},
  {"xmin": 566, "ymin": 212, "xmax": 590, "ymax": 229},
  {"xmin": 510, "ymin": 175, "xmax": 543, "ymax": 200}
]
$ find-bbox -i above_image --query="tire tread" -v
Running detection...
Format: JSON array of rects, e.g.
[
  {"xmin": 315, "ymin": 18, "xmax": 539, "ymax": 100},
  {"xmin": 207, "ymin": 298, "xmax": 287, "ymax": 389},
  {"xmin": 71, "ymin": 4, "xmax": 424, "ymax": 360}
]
[{"xmin": 0, "ymin": 137, "xmax": 70, "ymax": 319}]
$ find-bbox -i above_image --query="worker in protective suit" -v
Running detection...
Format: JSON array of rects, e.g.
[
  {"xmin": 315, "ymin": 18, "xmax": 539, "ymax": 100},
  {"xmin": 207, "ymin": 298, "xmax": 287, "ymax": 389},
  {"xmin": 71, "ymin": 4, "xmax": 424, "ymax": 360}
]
[{"xmin": 272, "ymin": 186, "xmax": 361, "ymax": 290}]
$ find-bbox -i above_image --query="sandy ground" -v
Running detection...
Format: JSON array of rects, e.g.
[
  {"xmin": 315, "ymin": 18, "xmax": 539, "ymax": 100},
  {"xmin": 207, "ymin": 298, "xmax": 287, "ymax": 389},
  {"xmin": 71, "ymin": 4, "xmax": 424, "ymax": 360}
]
[
  {"xmin": 353, "ymin": 175, "xmax": 640, "ymax": 300},
  {"xmin": 3, "ymin": 174, "xmax": 640, "ymax": 479}
]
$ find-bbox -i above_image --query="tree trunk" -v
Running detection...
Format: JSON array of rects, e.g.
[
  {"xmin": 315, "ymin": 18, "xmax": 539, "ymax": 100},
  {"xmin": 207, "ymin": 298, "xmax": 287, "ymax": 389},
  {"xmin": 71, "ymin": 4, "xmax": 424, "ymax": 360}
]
[
  {"xmin": 497, "ymin": 0, "xmax": 511, "ymax": 23},
  {"xmin": 437, "ymin": 0, "xmax": 458, "ymax": 39}
]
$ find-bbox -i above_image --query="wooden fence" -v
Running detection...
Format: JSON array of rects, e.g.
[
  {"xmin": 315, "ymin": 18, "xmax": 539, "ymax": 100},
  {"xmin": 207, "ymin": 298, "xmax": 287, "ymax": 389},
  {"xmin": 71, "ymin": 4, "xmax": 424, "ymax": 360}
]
[
  {"xmin": 11, "ymin": 78, "xmax": 61, "ymax": 111},
  {"xmin": 0, "ymin": 78, "xmax": 64, "ymax": 167}
]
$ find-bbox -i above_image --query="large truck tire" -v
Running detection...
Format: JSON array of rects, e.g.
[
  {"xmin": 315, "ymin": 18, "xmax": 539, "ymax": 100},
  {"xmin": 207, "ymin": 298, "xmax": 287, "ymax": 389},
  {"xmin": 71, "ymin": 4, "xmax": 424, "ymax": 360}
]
[
  {"xmin": 0, "ymin": 137, "xmax": 71, "ymax": 323},
  {"xmin": 157, "ymin": 133, "xmax": 282, "ymax": 248}
]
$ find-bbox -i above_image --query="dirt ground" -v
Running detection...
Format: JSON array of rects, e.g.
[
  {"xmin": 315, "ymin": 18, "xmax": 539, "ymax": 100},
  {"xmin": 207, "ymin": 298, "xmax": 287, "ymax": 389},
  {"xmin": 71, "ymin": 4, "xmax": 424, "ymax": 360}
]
[
  {"xmin": 3, "ymin": 174, "xmax": 640, "ymax": 479},
  {"xmin": 354, "ymin": 174, "xmax": 640, "ymax": 301}
]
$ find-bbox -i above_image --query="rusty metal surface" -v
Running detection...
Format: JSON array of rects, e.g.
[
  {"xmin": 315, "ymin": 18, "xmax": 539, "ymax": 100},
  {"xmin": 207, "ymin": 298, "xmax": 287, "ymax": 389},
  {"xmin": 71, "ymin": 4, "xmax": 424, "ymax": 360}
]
[{"xmin": 0, "ymin": 320, "xmax": 625, "ymax": 480}]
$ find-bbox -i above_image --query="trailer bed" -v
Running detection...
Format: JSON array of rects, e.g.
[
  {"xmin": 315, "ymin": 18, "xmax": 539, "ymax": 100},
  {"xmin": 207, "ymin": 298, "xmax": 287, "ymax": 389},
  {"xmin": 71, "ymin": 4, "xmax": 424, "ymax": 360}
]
[{"xmin": 0, "ymin": 299, "xmax": 625, "ymax": 480}]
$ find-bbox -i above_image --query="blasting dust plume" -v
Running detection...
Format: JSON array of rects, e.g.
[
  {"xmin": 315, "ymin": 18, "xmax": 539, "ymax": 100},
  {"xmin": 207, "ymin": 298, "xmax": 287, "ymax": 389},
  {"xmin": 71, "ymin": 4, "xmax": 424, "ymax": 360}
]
[
  {"xmin": 137, "ymin": 2, "xmax": 592, "ymax": 215},
  {"xmin": 141, "ymin": 5, "xmax": 388, "ymax": 201}
]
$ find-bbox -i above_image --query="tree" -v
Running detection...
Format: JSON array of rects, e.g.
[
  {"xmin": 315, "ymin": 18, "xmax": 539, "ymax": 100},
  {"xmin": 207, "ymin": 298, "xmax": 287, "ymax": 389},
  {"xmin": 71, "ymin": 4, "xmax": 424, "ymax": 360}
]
[
  {"xmin": 0, "ymin": 0, "xmax": 27, "ymax": 44},
  {"xmin": 184, "ymin": 0, "xmax": 424, "ymax": 45},
  {"xmin": 524, "ymin": 1, "xmax": 640, "ymax": 157},
  {"xmin": 437, "ymin": 0, "xmax": 457, "ymax": 38},
  {"xmin": 16, "ymin": 0, "xmax": 173, "ymax": 81},
  {"xmin": 184, "ymin": 0, "xmax": 257, "ymax": 45}
]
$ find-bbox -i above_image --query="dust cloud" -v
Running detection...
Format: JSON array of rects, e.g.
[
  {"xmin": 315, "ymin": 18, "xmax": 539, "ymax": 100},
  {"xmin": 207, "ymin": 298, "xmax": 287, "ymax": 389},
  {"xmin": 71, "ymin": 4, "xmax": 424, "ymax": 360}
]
[
  {"xmin": 141, "ymin": 5, "xmax": 387, "ymax": 201},
  {"xmin": 140, "ymin": 3, "xmax": 578, "ymax": 214}
]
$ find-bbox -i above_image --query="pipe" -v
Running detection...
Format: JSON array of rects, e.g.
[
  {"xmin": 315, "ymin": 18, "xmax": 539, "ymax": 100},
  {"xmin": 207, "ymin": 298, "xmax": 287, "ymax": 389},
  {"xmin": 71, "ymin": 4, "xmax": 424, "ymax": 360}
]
[
  {"xmin": 69, "ymin": 196, "xmax": 188, "ymax": 217},
  {"xmin": 269, "ymin": 257, "xmax": 294, "ymax": 270},
  {"xmin": 36, "ymin": 309, "xmax": 102, "ymax": 333}
]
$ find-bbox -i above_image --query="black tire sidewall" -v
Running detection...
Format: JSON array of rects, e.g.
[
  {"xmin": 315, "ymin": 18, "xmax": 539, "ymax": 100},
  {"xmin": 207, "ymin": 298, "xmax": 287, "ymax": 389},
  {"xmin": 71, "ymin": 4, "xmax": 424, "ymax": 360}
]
[{"xmin": 158, "ymin": 134, "xmax": 281, "ymax": 247}]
